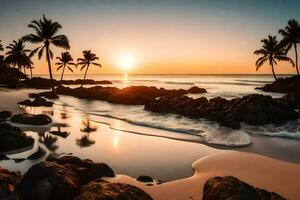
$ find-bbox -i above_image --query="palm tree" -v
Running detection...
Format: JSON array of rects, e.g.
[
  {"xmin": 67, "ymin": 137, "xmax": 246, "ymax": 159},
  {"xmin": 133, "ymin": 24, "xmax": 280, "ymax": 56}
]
[
  {"xmin": 77, "ymin": 50, "xmax": 101, "ymax": 87},
  {"xmin": 254, "ymin": 35, "xmax": 294, "ymax": 80},
  {"xmin": 55, "ymin": 52, "xmax": 76, "ymax": 81},
  {"xmin": 278, "ymin": 19, "xmax": 300, "ymax": 77},
  {"xmin": 5, "ymin": 39, "xmax": 32, "ymax": 83},
  {"xmin": 22, "ymin": 15, "xmax": 70, "ymax": 96}
]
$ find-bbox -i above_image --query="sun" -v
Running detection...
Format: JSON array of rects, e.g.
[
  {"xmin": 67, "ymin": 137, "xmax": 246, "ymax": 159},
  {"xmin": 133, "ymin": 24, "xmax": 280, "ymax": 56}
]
[{"xmin": 118, "ymin": 54, "xmax": 135, "ymax": 71}]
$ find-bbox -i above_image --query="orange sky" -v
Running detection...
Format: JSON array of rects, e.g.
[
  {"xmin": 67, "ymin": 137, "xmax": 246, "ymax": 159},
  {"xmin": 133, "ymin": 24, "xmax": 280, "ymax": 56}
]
[{"xmin": 1, "ymin": 0, "xmax": 299, "ymax": 75}]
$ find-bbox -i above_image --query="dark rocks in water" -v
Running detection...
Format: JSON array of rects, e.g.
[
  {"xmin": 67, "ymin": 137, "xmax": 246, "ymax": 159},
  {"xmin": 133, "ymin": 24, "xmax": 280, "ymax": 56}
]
[
  {"xmin": 0, "ymin": 123, "xmax": 34, "ymax": 153},
  {"xmin": 0, "ymin": 166, "xmax": 22, "ymax": 199},
  {"xmin": 21, "ymin": 77, "xmax": 112, "ymax": 89},
  {"xmin": 18, "ymin": 97, "xmax": 54, "ymax": 107},
  {"xmin": 280, "ymin": 92, "xmax": 300, "ymax": 109},
  {"xmin": 145, "ymin": 94, "xmax": 298, "ymax": 129},
  {"xmin": 49, "ymin": 130, "xmax": 70, "ymax": 138},
  {"xmin": 13, "ymin": 158, "xmax": 26, "ymax": 163},
  {"xmin": 257, "ymin": 75, "xmax": 300, "ymax": 94},
  {"xmin": 0, "ymin": 153, "xmax": 10, "ymax": 161},
  {"xmin": 30, "ymin": 91, "xmax": 59, "ymax": 99},
  {"xmin": 203, "ymin": 176, "xmax": 286, "ymax": 200},
  {"xmin": 27, "ymin": 146, "xmax": 46, "ymax": 160},
  {"xmin": 187, "ymin": 86, "xmax": 207, "ymax": 94},
  {"xmin": 11, "ymin": 114, "xmax": 52, "ymax": 125},
  {"xmin": 74, "ymin": 179, "xmax": 153, "ymax": 200},
  {"xmin": 0, "ymin": 110, "xmax": 12, "ymax": 120},
  {"xmin": 137, "ymin": 175, "xmax": 153, "ymax": 182},
  {"xmin": 16, "ymin": 156, "xmax": 115, "ymax": 200}
]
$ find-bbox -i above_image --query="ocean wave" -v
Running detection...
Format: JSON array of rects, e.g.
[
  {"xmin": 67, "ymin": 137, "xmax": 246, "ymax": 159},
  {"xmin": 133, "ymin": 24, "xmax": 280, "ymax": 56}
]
[
  {"xmin": 164, "ymin": 81, "xmax": 195, "ymax": 85},
  {"xmin": 195, "ymin": 81, "xmax": 261, "ymax": 86}
]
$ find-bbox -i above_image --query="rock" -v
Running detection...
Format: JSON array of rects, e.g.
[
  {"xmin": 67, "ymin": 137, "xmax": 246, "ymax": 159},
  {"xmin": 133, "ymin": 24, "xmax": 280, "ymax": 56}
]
[
  {"xmin": 48, "ymin": 156, "xmax": 115, "ymax": 184},
  {"xmin": 145, "ymin": 94, "xmax": 298, "ymax": 129},
  {"xmin": 27, "ymin": 146, "xmax": 46, "ymax": 160},
  {"xmin": 0, "ymin": 111, "xmax": 12, "ymax": 120},
  {"xmin": 280, "ymin": 92, "xmax": 300, "ymax": 109},
  {"xmin": 0, "ymin": 167, "xmax": 22, "ymax": 199},
  {"xmin": 11, "ymin": 114, "xmax": 52, "ymax": 125},
  {"xmin": 13, "ymin": 158, "xmax": 26, "ymax": 163},
  {"xmin": 0, "ymin": 123, "xmax": 34, "ymax": 153},
  {"xmin": 0, "ymin": 153, "xmax": 10, "ymax": 160},
  {"xmin": 203, "ymin": 176, "xmax": 286, "ymax": 200},
  {"xmin": 257, "ymin": 75, "xmax": 300, "ymax": 94},
  {"xmin": 187, "ymin": 86, "xmax": 207, "ymax": 94},
  {"xmin": 137, "ymin": 175, "xmax": 153, "ymax": 182},
  {"xmin": 49, "ymin": 130, "xmax": 69, "ymax": 138},
  {"xmin": 18, "ymin": 97, "xmax": 53, "ymax": 107},
  {"xmin": 74, "ymin": 179, "xmax": 153, "ymax": 200}
]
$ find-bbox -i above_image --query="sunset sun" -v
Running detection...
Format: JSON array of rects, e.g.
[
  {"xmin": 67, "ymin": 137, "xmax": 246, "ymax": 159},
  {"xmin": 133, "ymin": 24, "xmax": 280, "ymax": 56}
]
[{"xmin": 118, "ymin": 54, "xmax": 136, "ymax": 71}]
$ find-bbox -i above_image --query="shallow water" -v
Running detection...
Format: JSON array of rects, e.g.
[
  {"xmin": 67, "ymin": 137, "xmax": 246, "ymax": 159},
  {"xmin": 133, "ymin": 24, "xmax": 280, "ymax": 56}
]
[{"xmin": 1, "ymin": 74, "xmax": 300, "ymax": 181}]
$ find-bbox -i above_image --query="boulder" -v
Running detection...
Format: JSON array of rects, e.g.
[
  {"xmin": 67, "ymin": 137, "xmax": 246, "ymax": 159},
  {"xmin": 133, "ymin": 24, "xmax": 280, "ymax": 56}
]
[
  {"xmin": 0, "ymin": 111, "xmax": 12, "ymax": 121},
  {"xmin": 187, "ymin": 86, "xmax": 207, "ymax": 94},
  {"xmin": 0, "ymin": 167, "xmax": 22, "ymax": 199},
  {"xmin": 74, "ymin": 179, "xmax": 153, "ymax": 200},
  {"xmin": 203, "ymin": 176, "xmax": 286, "ymax": 200},
  {"xmin": 137, "ymin": 175, "xmax": 153, "ymax": 182},
  {"xmin": 18, "ymin": 97, "xmax": 53, "ymax": 107},
  {"xmin": 0, "ymin": 123, "xmax": 34, "ymax": 153},
  {"xmin": 11, "ymin": 114, "xmax": 52, "ymax": 125}
]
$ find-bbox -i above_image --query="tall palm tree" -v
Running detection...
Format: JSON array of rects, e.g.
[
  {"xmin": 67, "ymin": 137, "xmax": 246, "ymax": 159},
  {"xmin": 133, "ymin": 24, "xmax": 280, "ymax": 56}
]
[
  {"xmin": 77, "ymin": 50, "xmax": 101, "ymax": 87},
  {"xmin": 254, "ymin": 35, "xmax": 294, "ymax": 80},
  {"xmin": 22, "ymin": 15, "xmax": 70, "ymax": 96},
  {"xmin": 279, "ymin": 19, "xmax": 300, "ymax": 77},
  {"xmin": 5, "ymin": 39, "xmax": 32, "ymax": 83},
  {"xmin": 55, "ymin": 52, "xmax": 76, "ymax": 81}
]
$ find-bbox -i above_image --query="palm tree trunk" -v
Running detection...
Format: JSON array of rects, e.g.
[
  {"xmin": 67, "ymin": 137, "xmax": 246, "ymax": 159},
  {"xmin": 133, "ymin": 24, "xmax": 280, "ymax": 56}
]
[
  {"xmin": 18, "ymin": 67, "xmax": 21, "ymax": 85},
  {"xmin": 30, "ymin": 67, "xmax": 33, "ymax": 79},
  {"xmin": 61, "ymin": 64, "xmax": 66, "ymax": 81},
  {"xmin": 271, "ymin": 62, "xmax": 278, "ymax": 81},
  {"xmin": 294, "ymin": 44, "xmax": 299, "ymax": 77},
  {"xmin": 45, "ymin": 45, "xmax": 57, "ymax": 97},
  {"xmin": 81, "ymin": 64, "xmax": 89, "ymax": 87}
]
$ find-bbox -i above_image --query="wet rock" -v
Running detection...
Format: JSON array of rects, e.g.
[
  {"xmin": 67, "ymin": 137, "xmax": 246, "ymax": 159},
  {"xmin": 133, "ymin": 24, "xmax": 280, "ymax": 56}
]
[
  {"xmin": 137, "ymin": 175, "xmax": 153, "ymax": 182},
  {"xmin": 187, "ymin": 86, "xmax": 207, "ymax": 94},
  {"xmin": 280, "ymin": 92, "xmax": 300, "ymax": 109},
  {"xmin": 11, "ymin": 114, "xmax": 52, "ymax": 125},
  {"xmin": 203, "ymin": 176, "xmax": 286, "ymax": 200},
  {"xmin": 145, "ymin": 94, "xmax": 298, "ymax": 129},
  {"xmin": 0, "ymin": 111, "xmax": 12, "ymax": 120},
  {"xmin": 257, "ymin": 75, "xmax": 300, "ymax": 94},
  {"xmin": 27, "ymin": 147, "xmax": 46, "ymax": 160},
  {"xmin": 13, "ymin": 158, "xmax": 26, "ymax": 163},
  {"xmin": 49, "ymin": 130, "xmax": 69, "ymax": 138},
  {"xmin": 17, "ymin": 161, "xmax": 80, "ymax": 200},
  {"xmin": 18, "ymin": 97, "xmax": 53, "ymax": 107},
  {"xmin": 0, "ymin": 153, "xmax": 10, "ymax": 161},
  {"xmin": 0, "ymin": 167, "xmax": 22, "ymax": 199},
  {"xmin": 0, "ymin": 123, "xmax": 34, "ymax": 153},
  {"xmin": 74, "ymin": 179, "xmax": 153, "ymax": 200}
]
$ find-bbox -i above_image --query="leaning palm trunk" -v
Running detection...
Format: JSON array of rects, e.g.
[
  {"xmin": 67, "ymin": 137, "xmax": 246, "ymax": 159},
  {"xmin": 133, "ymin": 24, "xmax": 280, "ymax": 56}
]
[
  {"xmin": 46, "ymin": 45, "xmax": 56, "ymax": 95},
  {"xmin": 81, "ymin": 64, "xmax": 90, "ymax": 87},
  {"xmin": 60, "ymin": 64, "xmax": 66, "ymax": 81},
  {"xmin": 271, "ymin": 62, "xmax": 278, "ymax": 80},
  {"xmin": 294, "ymin": 44, "xmax": 299, "ymax": 76},
  {"xmin": 30, "ymin": 68, "xmax": 33, "ymax": 79}
]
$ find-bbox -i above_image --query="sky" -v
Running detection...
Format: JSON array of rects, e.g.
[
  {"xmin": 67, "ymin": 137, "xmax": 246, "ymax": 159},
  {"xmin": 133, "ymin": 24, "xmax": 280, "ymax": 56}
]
[{"xmin": 1, "ymin": 0, "xmax": 300, "ymax": 75}]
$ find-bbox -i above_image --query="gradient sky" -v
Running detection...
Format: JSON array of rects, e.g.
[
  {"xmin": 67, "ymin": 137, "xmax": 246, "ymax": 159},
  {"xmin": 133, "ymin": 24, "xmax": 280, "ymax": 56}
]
[{"xmin": 1, "ymin": 0, "xmax": 300, "ymax": 74}]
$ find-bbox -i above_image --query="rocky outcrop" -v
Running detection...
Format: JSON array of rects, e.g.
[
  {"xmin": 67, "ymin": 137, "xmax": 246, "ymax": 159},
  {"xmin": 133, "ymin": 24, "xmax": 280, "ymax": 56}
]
[
  {"xmin": 145, "ymin": 94, "xmax": 298, "ymax": 129},
  {"xmin": 74, "ymin": 179, "xmax": 153, "ymax": 200},
  {"xmin": 188, "ymin": 86, "xmax": 207, "ymax": 94},
  {"xmin": 203, "ymin": 176, "xmax": 286, "ymax": 200},
  {"xmin": 0, "ymin": 167, "xmax": 22, "ymax": 199},
  {"xmin": 18, "ymin": 97, "xmax": 53, "ymax": 107},
  {"xmin": 0, "ymin": 123, "xmax": 34, "ymax": 153},
  {"xmin": 257, "ymin": 75, "xmax": 300, "ymax": 94},
  {"xmin": 21, "ymin": 77, "xmax": 112, "ymax": 89},
  {"xmin": 137, "ymin": 175, "xmax": 153, "ymax": 182},
  {"xmin": 11, "ymin": 114, "xmax": 52, "ymax": 125}
]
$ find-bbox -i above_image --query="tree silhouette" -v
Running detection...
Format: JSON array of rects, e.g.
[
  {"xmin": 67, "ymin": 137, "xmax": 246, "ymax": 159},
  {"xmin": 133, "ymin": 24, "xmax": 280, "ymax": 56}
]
[
  {"xmin": 55, "ymin": 52, "xmax": 76, "ymax": 81},
  {"xmin": 77, "ymin": 50, "xmax": 101, "ymax": 87},
  {"xmin": 254, "ymin": 35, "xmax": 294, "ymax": 80},
  {"xmin": 5, "ymin": 39, "xmax": 32, "ymax": 83},
  {"xmin": 279, "ymin": 19, "xmax": 300, "ymax": 77},
  {"xmin": 23, "ymin": 15, "xmax": 70, "ymax": 97},
  {"xmin": 0, "ymin": 40, "xmax": 4, "ymax": 52}
]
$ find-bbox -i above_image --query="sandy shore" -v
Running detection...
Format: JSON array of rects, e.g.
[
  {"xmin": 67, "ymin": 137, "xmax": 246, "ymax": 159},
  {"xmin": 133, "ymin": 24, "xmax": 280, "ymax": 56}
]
[{"xmin": 106, "ymin": 151, "xmax": 300, "ymax": 200}]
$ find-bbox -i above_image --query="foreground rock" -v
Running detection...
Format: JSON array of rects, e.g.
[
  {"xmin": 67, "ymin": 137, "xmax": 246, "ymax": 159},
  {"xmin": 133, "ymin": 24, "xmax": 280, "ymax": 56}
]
[
  {"xmin": 0, "ymin": 111, "xmax": 12, "ymax": 121},
  {"xmin": 0, "ymin": 167, "xmax": 22, "ymax": 199},
  {"xmin": 21, "ymin": 77, "xmax": 112, "ymax": 89},
  {"xmin": 257, "ymin": 75, "xmax": 300, "ymax": 94},
  {"xmin": 203, "ymin": 176, "xmax": 286, "ymax": 200},
  {"xmin": 18, "ymin": 97, "xmax": 53, "ymax": 107},
  {"xmin": 137, "ymin": 175, "xmax": 153, "ymax": 182},
  {"xmin": 11, "ymin": 114, "xmax": 52, "ymax": 125},
  {"xmin": 145, "ymin": 94, "xmax": 298, "ymax": 129},
  {"xmin": 75, "ymin": 179, "xmax": 153, "ymax": 200},
  {"xmin": 36, "ymin": 85, "xmax": 206, "ymax": 105},
  {"xmin": 0, "ymin": 123, "xmax": 34, "ymax": 153}
]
